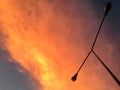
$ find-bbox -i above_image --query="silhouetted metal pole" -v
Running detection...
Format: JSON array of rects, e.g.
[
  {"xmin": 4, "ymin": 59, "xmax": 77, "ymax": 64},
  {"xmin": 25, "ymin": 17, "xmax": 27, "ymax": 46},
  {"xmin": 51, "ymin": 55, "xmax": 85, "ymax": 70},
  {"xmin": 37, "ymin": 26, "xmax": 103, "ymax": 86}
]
[
  {"xmin": 71, "ymin": 2, "xmax": 112, "ymax": 81},
  {"xmin": 71, "ymin": 51, "xmax": 91, "ymax": 81},
  {"xmin": 91, "ymin": 2, "xmax": 112, "ymax": 50},
  {"xmin": 92, "ymin": 50, "xmax": 120, "ymax": 86}
]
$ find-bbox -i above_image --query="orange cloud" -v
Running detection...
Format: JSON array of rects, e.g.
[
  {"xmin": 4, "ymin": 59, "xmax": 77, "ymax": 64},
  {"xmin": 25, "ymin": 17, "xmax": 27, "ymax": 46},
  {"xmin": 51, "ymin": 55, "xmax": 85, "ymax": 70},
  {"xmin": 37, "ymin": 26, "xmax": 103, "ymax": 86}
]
[{"xmin": 0, "ymin": 0, "xmax": 119, "ymax": 90}]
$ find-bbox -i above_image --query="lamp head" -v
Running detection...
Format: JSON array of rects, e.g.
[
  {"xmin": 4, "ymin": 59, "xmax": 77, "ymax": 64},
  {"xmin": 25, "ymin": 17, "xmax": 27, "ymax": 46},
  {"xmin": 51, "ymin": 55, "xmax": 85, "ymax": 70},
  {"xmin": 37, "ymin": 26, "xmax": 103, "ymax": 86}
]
[
  {"xmin": 104, "ymin": 2, "xmax": 112, "ymax": 15},
  {"xmin": 71, "ymin": 73, "xmax": 78, "ymax": 81}
]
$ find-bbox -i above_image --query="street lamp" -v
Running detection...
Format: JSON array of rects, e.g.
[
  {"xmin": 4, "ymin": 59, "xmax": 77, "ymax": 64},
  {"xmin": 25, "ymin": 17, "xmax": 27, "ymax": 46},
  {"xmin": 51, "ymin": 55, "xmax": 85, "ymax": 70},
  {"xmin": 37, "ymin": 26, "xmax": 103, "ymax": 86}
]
[{"xmin": 71, "ymin": 2, "xmax": 120, "ymax": 86}]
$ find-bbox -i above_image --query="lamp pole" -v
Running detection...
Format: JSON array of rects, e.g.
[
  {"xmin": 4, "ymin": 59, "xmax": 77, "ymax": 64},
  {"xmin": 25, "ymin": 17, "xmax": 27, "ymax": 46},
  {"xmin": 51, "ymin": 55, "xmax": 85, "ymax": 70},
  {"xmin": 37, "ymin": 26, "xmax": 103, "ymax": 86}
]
[
  {"xmin": 71, "ymin": 2, "xmax": 112, "ymax": 81},
  {"xmin": 71, "ymin": 2, "xmax": 120, "ymax": 87},
  {"xmin": 92, "ymin": 50, "xmax": 120, "ymax": 86}
]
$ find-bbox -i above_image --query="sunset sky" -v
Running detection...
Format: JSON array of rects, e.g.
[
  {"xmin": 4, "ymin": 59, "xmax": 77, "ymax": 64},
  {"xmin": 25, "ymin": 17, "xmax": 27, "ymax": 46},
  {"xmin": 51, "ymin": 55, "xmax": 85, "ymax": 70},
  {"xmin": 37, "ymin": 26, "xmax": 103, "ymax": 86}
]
[{"xmin": 0, "ymin": 0, "xmax": 120, "ymax": 90}]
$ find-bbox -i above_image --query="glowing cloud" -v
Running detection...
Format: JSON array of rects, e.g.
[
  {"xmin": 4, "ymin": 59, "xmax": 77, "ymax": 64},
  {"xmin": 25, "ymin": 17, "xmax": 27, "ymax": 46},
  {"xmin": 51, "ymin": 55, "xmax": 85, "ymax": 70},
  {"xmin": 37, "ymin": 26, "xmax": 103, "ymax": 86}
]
[{"xmin": 0, "ymin": 0, "xmax": 119, "ymax": 90}]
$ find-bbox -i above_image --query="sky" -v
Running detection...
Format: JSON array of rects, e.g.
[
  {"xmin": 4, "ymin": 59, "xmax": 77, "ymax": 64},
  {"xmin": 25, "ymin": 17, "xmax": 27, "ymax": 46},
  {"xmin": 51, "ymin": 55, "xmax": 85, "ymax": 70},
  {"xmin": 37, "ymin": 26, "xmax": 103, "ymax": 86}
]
[{"xmin": 0, "ymin": 0, "xmax": 120, "ymax": 90}]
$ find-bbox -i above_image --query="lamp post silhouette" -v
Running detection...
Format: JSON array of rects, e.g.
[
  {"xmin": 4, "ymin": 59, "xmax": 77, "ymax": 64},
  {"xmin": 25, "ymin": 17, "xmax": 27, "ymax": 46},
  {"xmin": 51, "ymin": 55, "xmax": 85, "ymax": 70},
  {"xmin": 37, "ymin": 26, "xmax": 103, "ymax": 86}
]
[
  {"xmin": 92, "ymin": 50, "xmax": 120, "ymax": 86},
  {"xmin": 71, "ymin": 2, "xmax": 120, "ymax": 86}
]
